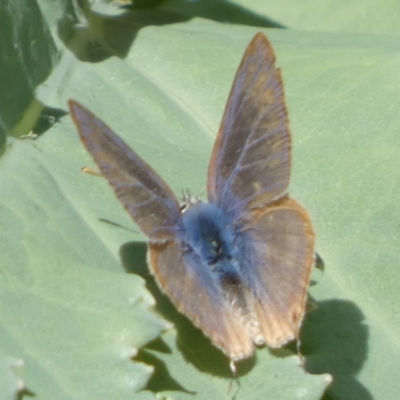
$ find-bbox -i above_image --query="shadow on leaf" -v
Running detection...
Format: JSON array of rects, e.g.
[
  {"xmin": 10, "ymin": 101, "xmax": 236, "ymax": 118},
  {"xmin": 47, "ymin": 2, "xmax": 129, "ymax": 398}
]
[
  {"xmin": 121, "ymin": 241, "xmax": 372, "ymax": 399},
  {"xmin": 58, "ymin": 0, "xmax": 284, "ymax": 62},
  {"xmin": 120, "ymin": 241, "xmax": 319, "ymax": 394},
  {"xmin": 301, "ymin": 298, "xmax": 371, "ymax": 400}
]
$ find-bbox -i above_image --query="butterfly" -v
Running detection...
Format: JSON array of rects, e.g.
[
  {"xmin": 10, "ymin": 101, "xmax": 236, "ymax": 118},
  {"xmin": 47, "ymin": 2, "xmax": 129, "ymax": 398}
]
[{"xmin": 68, "ymin": 32, "xmax": 315, "ymax": 372}]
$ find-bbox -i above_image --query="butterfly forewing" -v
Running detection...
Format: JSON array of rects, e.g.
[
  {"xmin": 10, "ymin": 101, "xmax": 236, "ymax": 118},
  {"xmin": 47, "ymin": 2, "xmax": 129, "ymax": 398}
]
[
  {"xmin": 69, "ymin": 101, "xmax": 181, "ymax": 239},
  {"xmin": 207, "ymin": 33, "xmax": 291, "ymax": 217}
]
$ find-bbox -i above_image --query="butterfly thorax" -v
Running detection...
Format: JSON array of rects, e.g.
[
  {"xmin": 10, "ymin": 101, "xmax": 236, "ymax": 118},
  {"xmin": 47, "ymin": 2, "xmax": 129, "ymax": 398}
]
[
  {"xmin": 181, "ymin": 203, "xmax": 249, "ymax": 304},
  {"xmin": 181, "ymin": 202, "xmax": 235, "ymax": 267}
]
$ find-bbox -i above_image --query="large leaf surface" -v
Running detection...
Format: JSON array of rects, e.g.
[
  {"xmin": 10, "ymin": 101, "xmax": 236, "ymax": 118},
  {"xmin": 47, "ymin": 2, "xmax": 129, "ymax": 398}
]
[
  {"xmin": 163, "ymin": 0, "xmax": 400, "ymax": 34},
  {"xmin": 231, "ymin": 0, "xmax": 400, "ymax": 33},
  {"xmin": 1, "ymin": 1, "xmax": 400, "ymax": 399}
]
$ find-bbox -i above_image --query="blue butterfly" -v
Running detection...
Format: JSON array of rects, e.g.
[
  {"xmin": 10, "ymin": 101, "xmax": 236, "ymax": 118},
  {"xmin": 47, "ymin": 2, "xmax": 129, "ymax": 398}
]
[{"xmin": 69, "ymin": 32, "xmax": 315, "ymax": 372}]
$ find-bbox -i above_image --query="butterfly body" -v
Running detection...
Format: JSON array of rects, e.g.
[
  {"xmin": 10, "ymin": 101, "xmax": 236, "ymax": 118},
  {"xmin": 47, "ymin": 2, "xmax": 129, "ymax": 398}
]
[
  {"xmin": 69, "ymin": 32, "xmax": 315, "ymax": 369},
  {"xmin": 181, "ymin": 202, "xmax": 234, "ymax": 266},
  {"xmin": 180, "ymin": 201, "xmax": 250, "ymax": 320},
  {"xmin": 178, "ymin": 201, "xmax": 271, "ymax": 341}
]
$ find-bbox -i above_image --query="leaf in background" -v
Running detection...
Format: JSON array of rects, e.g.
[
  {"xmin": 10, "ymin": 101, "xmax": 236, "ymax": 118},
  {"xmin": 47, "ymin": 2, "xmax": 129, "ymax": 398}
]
[
  {"xmin": 225, "ymin": 0, "xmax": 400, "ymax": 34},
  {"xmin": 2, "ymin": 0, "xmax": 400, "ymax": 399},
  {"xmin": 0, "ymin": 356, "xmax": 25, "ymax": 400},
  {"xmin": 0, "ymin": 0, "xmax": 57, "ymax": 144},
  {"xmin": 142, "ymin": 330, "xmax": 331, "ymax": 400},
  {"xmin": 0, "ymin": 138, "xmax": 169, "ymax": 399}
]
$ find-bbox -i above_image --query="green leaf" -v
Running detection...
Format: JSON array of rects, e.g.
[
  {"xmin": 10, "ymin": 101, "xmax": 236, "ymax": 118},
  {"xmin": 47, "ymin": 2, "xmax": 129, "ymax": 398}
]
[
  {"xmin": 0, "ymin": 356, "xmax": 25, "ymax": 400},
  {"xmin": 0, "ymin": 138, "xmax": 169, "ymax": 399},
  {"xmin": 0, "ymin": 0, "xmax": 57, "ymax": 144},
  {"xmin": 2, "ymin": 1, "xmax": 400, "ymax": 399},
  {"xmin": 163, "ymin": 0, "xmax": 400, "ymax": 34},
  {"xmin": 143, "ymin": 331, "xmax": 331, "ymax": 400}
]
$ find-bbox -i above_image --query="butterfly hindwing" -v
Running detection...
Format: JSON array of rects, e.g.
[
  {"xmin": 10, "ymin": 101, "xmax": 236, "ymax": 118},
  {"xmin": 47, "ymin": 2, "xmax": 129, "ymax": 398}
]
[
  {"xmin": 148, "ymin": 240, "xmax": 254, "ymax": 361},
  {"xmin": 237, "ymin": 196, "xmax": 314, "ymax": 347}
]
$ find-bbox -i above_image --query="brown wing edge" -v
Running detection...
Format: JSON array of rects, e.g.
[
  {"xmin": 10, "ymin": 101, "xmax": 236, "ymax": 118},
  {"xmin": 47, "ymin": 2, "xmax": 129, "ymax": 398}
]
[{"xmin": 249, "ymin": 195, "xmax": 315, "ymax": 348}]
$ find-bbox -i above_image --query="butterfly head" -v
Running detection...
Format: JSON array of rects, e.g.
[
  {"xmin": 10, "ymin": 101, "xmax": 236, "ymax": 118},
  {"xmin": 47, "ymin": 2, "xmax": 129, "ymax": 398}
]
[{"xmin": 180, "ymin": 190, "xmax": 203, "ymax": 213}]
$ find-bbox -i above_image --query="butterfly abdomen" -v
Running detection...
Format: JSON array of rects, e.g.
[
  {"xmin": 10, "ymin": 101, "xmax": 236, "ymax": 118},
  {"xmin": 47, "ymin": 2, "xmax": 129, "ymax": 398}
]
[{"xmin": 180, "ymin": 202, "xmax": 266, "ymax": 347}]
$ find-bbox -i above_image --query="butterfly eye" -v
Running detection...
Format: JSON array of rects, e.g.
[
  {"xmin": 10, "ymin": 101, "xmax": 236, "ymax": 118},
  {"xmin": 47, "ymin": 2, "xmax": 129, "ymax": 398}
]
[
  {"xmin": 211, "ymin": 239, "xmax": 220, "ymax": 252},
  {"xmin": 208, "ymin": 238, "xmax": 234, "ymax": 265}
]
